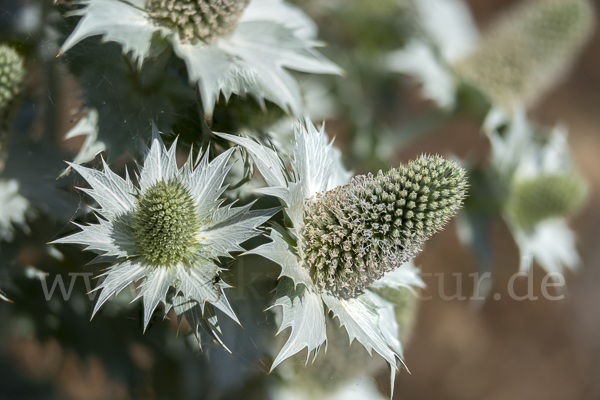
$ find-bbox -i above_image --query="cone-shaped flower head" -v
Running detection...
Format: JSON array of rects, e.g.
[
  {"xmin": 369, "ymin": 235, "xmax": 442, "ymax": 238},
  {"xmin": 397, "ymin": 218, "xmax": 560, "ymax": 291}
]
[
  {"xmin": 454, "ymin": 0, "xmax": 594, "ymax": 108},
  {"xmin": 147, "ymin": 0, "xmax": 249, "ymax": 43},
  {"xmin": 0, "ymin": 44, "xmax": 25, "ymax": 111},
  {"xmin": 508, "ymin": 173, "xmax": 587, "ymax": 229},
  {"xmin": 59, "ymin": 0, "xmax": 341, "ymax": 118},
  {"xmin": 54, "ymin": 125, "xmax": 278, "ymax": 340},
  {"xmin": 302, "ymin": 155, "xmax": 468, "ymax": 297},
  {"xmin": 216, "ymin": 122, "xmax": 448, "ymax": 386}
]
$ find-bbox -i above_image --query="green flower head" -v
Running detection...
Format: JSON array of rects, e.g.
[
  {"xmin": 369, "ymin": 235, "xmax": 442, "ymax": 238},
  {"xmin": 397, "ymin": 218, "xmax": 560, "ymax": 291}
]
[
  {"xmin": 455, "ymin": 0, "xmax": 594, "ymax": 108},
  {"xmin": 302, "ymin": 155, "xmax": 468, "ymax": 297},
  {"xmin": 509, "ymin": 173, "xmax": 587, "ymax": 229},
  {"xmin": 0, "ymin": 44, "xmax": 25, "ymax": 111}
]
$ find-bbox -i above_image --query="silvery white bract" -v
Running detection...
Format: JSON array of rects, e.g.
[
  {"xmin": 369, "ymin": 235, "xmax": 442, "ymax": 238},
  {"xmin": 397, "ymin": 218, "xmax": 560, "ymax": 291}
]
[
  {"xmin": 484, "ymin": 106, "xmax": 581, "ymax": 273},
  {"xmin": 54, "ymin": 125, "xmax": 279, "ymax": 345},
  {"xmin": 272, "ymin": 376, "xmax": 387, "ymax": 400},
  {"xmin": 59, "ymin": 0, "xmax": 342, "ymax": 118},
  {"xmin": 215, "ymin": 120, "xmax": 424, "ymax": 387},
  {"xmin": 61, "ymin": 109, "xmax": 105, "ymax": 174},
  {"xmin": 0, "ymin": 179, "xmax": 32, "ymax": 242},
  {"xmin": 386, "ymin": 0, "xmax": 478, "ymax": 109},
  {"xmin": 0, "ymin": 288, "xmax": 10, "ymax": 302}
]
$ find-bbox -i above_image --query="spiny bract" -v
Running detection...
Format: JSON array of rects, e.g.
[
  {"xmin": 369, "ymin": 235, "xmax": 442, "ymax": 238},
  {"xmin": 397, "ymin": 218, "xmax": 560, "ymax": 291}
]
[
  {"xmin": 147, "ymin": 0, "xmax": 249, "ymax": 43},
  {"xmin": 509, "ymin": 173, "xmax": 586, "ymax": 229},
  {"xmin": 302, "ymin": 155, "xmax": 467, "ymax": 297},
  {"xmin": 0, "ymin": 44, "xmax": 25, "ymax": 111},
  {"xmin": 132, "ymin": 178, "xmax": 200, "ymax": 265}
]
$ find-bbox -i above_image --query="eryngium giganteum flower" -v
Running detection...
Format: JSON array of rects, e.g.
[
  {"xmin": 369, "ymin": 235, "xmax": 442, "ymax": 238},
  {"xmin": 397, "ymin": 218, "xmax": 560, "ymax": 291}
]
[
  {"xmin": 58, "ymin": 0, "xmax": 341, "ymax": 118},
  {"xmin": 54, "ymin": 125, "xmax": 278, "ymax": 341},
  {"xmin": 216, "ymin": 120, "xmax": 463, "ymax": 386},
  {"xmin": 485, "ymin": 106, "xmax": 584, "ymax": 273},
  {"xmin": 0, "ymin": 44, "xmax": 25, "ymax": 112},
  {"xmin": 508, "ymin": 173, "xmax": 587, "ymax": 229},
  {"xmin": 454, "ymin": 0, "xmax": 594, "ymax": 109},
  {"xmin": 303, "ymin": 155, "xmax": 467, "ymax": 297}
]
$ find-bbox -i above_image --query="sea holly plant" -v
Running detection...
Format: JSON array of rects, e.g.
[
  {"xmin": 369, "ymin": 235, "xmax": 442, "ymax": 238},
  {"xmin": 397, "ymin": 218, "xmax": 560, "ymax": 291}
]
[
  {"xmin": 483, "ymin": 106, "xmax": 586, "ymax": 274},
  {"xmin": 387, "ymin": 0, "xmax": 594, "ymax": 111},
  {"xmin": 216, "ymin": 120, "xmax": 467, "ymax": 386},
  {"xmin": 53, "ymin": 125, "xmax": 279, "ymax": 344},
  {"xmin": 58, "ymin": 0, "xmax": 342, "ymax": 118}
]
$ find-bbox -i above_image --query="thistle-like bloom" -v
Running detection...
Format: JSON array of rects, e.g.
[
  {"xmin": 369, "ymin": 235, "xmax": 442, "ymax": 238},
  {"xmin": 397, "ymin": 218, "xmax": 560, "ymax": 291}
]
[
  {"xmin": 387, "ymin": 0, "xmax": 594, "ymax": 110},
  {"xmin": 54, "ymin": 126, "xmax": 279, "ymax": 337},
  {"xmin": 508, "ymin": 173, "xmax": 587, "ymax": 229},
  {"xmin": 303, "ymin": 156, "xmax": 467, "ymax": 297},
  {"xmin": 0, "ymin": 44, "xmax": 25, "ymax": 112},
  {"xmin": 485, "ymin": 106, "xmax": 585, "ymax": 273},
  {"xmin": 59, "ymin": 0, "xmax": 341, "ymax": 118},
  {"xmin": 216, "ymin": 120, "xmax": 464, "ymax": 385},
  {"xmin": 455, "ymin": 0, "xmax": 594, "ymax": 109}
]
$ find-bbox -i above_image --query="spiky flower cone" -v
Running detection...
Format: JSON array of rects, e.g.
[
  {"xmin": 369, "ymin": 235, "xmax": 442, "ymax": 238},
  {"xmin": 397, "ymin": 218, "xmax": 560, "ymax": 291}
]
[
  {"xmin": 0, "ymin": 44, "xmax": 25, "ymax": 112},
  {"xmin": 454, "ymin": 0, "xmax": 594, "ymax": 109},
  {"xmin": 147, "ymin": 0, "xmax": 250, "ymax": 43},
  {"xmin": 302, "ymin": 155, "xmax": 468, "ymax": 297},
  {"xmin": 508, "ymin": 173, "xmax": 587, "ymax": 229}
]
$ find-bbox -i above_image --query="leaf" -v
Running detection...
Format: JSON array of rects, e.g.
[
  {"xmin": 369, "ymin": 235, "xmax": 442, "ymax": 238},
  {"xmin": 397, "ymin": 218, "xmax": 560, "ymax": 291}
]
[
  {"xmin": 268, "ymin": 277, "xmax": 327, "ymax": 370},
  {"xmin": 369, "ymin": 261, "xmax": 425, "ymax": 292},
  {"xmin": 138, "ymin": 125, "xmax": 179, "ymax": 191},
  {"xmin": 61, "ymin": 109, "xmax": 105, "ymax": 174},
  {"xmin": 70, "ymin": 158, "xmax": 137, "ymax": 219},
  {"xmin": 60, "ymin": 0, "xmax": 167, "ymax": 68},
  {"xmin": 171, "ymin": 0, "xmax": 341, "ymax": 118},
  {"xmin": 365, "ymin": 290, "xmax": 404, "ymax": 358},
  {"xmin": 200, "ymin": 201, "xmax": 281, "ymax": 259},
  {"xmin": 509, "ymin": 218, "xmax": 579, "ymax": 274},
  {"xmin": 170, "ymin": 296, "xmax": 232, "ymax": 353},
  {"xmin": 291, "ymin": 118, "xmax": 336, "ymax": 198},
  {"xmin": 0, "ymin": 179, "xmax": 31, "ymax": 242},
  {"xmin": 411, "ymin": 0, "xmax": 478, "ymax": 62},
  {"xmin": 52, "ymin": 216, "xmax": 136, "ymax": 258},
  {"xmin": 322, "ymin": 291, "xmax": 401, "ymax": 367},
  {"xmin": 213, "ymin": 132, "xmax": 288, "ymax": 189},
  {"xmin": 181, "ymin": 147, "xmax": 234, "ymax": 220},
  {"xmin": 386, "ymin": 41, "xmax": 456, "ymax": 109},
  {"xmin": 245, "ymin": 228, "xmax": 314, "ymax": 289}
]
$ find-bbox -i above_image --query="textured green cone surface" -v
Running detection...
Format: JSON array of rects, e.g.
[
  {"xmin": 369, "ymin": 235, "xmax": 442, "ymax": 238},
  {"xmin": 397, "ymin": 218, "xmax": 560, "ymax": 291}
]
[
  {"xmin": 509, "ymin": 173, "xmax": 586, "ymax": 228},
  {"xmin": 132, "ymin": 178, "xmax": 200, "ymax": 265},
  {"xmin": 147, "ymin": 0, "xmax": 250, "ymax": 43},
  {"xmin": 302, "ymin": 155, "xmax": 468, "ymax": 297},
  {"xmin": 454, "ymin": 0, "xmax": 594, "ymax": 108},
  {"xmin": 0, "ymin": 44, "xmax": 25, "ymax": 111}
]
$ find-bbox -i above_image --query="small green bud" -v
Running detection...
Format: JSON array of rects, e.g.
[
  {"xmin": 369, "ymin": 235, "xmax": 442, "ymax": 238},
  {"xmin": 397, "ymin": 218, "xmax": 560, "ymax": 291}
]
[
  {"xmin": 0, "ymin": 44, "xmax": 25, "ymax": 111},
  {"xmin": 508, "ymin": 173, "xmax": 587, "ymax": 228},
  {"xmin": 147, "ymin": 0, "xmax": 250, "ymax": 43},
  {"xmin": 455, "ymin": 0, "xmax": 594, "ymax": 109},
  {"xmin": 302, "ymin": 155, "xmax": 468, "ymax": 297},
  {"xmin": 131, "ymin": 178, "xmax": 200, "ymax": 265}
]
